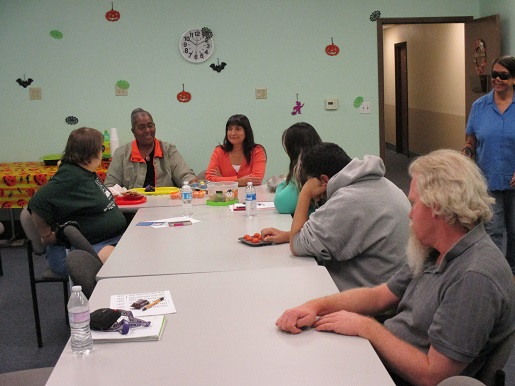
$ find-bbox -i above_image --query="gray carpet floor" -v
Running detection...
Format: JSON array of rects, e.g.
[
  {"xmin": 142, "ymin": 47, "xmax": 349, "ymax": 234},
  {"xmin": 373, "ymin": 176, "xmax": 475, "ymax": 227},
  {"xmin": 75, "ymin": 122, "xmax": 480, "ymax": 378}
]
[{"xmin": 0, "ymin": 149, "xmax": 513, "ymax": 385}]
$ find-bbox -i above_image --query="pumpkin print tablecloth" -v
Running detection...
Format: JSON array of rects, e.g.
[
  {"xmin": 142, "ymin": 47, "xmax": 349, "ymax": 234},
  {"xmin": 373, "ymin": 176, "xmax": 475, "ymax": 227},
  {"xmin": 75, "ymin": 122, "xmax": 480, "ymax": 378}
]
[{"xmin": 0, "ymin": 161, "xmax": 110, "ymax": 208}]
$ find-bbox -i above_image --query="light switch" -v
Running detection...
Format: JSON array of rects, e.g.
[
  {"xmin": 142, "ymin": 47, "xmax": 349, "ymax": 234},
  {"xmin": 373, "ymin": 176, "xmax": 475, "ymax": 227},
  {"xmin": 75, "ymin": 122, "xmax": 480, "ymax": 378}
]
[{"xmin": 325, "ymin": 98, "xmax": 338, "ymax": 110}]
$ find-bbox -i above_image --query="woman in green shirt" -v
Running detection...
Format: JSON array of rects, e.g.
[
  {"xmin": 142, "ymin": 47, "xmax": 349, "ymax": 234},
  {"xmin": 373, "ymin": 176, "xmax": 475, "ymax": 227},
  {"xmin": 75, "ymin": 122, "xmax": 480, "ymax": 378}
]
[{"xmin": 274, "ymin": 123, "xmax": 322, "ymax": 214}]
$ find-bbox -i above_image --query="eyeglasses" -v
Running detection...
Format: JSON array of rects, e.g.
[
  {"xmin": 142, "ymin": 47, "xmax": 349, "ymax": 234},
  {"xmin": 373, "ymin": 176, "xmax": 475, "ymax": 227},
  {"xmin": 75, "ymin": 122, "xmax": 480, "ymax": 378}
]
[
  {"xmin": 491, "ymin": 71, "xmax": 511, "ymax": 80},
  {"xmin": 135, "ymin": 122, "xmax": 155, "ymax": 130}
]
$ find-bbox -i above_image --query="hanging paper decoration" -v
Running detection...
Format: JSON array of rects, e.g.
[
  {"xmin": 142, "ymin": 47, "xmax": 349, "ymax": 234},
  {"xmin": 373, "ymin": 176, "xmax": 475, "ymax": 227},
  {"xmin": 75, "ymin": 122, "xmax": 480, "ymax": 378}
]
[
  {"xmin": 325, "ymin": 38, "xmax": 340, "ymax": 56},
  {"xmin": 201, "ymin": 27, "xmax": 213, "ymax": 41},
  {"xmin": 106, "ymin": 2, "xmax": 121, "ymax": 22},
  {"xmin": 65, "ymin": 116, "xmax": 79, "ymax": 125},
  {"xmin": 291, "ymin": 94, "xmax": 304, "ymax": 115},
  {"xmin": 177, "ymin": 84, "xmax": 192, "ymax": 103},
  {"xmin": 473, "ymin": 39, "xmax": 487, "ymax": 75},
  {"xmin": 353, "ymin": 96, "xmax": 364, "ymax": 108},
  {"xmin": 210, "ymin": 58, "xmax": 227, "ymax": 73},
  {"xmin": 369, "ymin": 10, "xmax": 381, "ymax": 21},
  {"xmin": 116, "ymin": 80, "xmax": 130, "ymax": 90},
  {"xmin": 16, "ymin": 75, "xmax": 34, "ymax": 88},
  {"xmin": 50, "ymin": 30, "xmax": 63, "ymax": 39}
]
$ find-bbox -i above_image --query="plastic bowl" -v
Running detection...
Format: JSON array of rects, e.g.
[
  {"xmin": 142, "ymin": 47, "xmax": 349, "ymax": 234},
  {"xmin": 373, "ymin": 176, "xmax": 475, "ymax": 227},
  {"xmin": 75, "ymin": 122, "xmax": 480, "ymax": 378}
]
[{"xmin": 206, "ymin": 181, "xmax": 239, "ymax": 206}]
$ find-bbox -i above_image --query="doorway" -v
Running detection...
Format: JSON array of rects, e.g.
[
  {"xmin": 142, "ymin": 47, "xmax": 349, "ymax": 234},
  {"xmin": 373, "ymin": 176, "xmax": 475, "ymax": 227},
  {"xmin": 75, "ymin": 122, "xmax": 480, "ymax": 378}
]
[{"xmin": 377, "ymin": 17, "xmax": 472, "ymax": 161}]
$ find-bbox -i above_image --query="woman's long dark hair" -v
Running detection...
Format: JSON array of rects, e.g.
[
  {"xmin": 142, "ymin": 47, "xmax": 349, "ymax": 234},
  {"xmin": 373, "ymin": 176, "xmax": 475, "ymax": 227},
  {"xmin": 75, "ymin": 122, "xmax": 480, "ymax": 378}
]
[
  {"xmin": 221, "ymin": 114, "xmax": 265, "ymax": 165},
  {"xmin": 282, "ymin": 122, "xmax": 322, "ymax": 187}
]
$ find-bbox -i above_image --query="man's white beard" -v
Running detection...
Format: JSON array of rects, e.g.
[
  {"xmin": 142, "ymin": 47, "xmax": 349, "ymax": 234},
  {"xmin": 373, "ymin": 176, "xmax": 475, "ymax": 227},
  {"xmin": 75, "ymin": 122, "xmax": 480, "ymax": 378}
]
[{"xmin": 406, "ymin": 225, "xmax": 431, "ymax": 277}]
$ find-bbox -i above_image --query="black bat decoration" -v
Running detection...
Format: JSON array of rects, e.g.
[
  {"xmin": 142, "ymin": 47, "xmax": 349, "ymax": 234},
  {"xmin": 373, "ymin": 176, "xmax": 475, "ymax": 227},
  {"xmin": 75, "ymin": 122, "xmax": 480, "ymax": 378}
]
[
  {"xmin": 16, "ymin": 77, "xmax": 34, "ymax": 88},
  {"xmin": 210, "ymin": 60, "xmax": 227, "ymax": 73}
]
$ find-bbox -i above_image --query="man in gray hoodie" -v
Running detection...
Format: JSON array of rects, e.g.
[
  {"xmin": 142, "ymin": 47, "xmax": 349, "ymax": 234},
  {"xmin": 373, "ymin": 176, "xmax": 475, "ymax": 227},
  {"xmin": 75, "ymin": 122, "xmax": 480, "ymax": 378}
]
[{"xmin": 262, "ymin": 142, "xmax": 410, "ymax": 290}]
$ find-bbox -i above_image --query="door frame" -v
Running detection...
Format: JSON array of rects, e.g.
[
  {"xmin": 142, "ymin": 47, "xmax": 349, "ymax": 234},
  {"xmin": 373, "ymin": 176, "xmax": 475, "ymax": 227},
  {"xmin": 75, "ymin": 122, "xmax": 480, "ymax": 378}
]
[
  {"xmin": 394, "ymin": 41, "xmax": 409, "ymax": 155},
  {"xmin": 376, "ymin": 17, "xmax": 473, "ymax": 160}
]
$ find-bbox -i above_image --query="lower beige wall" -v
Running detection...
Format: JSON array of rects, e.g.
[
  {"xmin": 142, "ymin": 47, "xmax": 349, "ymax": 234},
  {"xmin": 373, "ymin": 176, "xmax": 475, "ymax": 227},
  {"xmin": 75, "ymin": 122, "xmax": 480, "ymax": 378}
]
[{"xmin": 386, "ymin": 104, "xmax": 465, "ymax": 154}]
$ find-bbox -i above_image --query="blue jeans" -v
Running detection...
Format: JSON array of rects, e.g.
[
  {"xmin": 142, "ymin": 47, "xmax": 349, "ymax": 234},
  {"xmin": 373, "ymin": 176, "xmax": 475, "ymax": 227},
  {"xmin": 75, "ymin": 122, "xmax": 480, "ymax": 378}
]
[
  {"xmin": 485, "ymin": 190, "xmax": 515, "ymax": 274},
  {"xmin": 46, "ymin": 235, "xmax": 123, "ymax": 276}
]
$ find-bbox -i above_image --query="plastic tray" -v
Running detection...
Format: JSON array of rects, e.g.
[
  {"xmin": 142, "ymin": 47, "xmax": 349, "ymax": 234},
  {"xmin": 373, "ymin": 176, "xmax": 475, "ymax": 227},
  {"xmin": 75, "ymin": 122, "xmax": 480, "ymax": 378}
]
[
  {"xmin": 131, "ymin": 187, "xmax": 180, "ymax": 196},
  {"xmin": 238, "ymin": 237, "xmax": 273, "ymax": 247},
  {"xmin": 114, "ymin": 195, "xmax": 147, "ymax": 205}
]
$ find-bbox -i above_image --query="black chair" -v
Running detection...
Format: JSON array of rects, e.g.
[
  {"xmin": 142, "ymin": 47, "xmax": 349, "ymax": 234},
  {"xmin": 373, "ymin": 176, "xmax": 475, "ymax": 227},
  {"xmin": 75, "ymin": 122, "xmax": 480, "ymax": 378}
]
[
  {"xmin": 475, "ymin": 331, "xmax": 515, "ymax": 386},
  {"xmin": 0, "ymin": 222, "xmax": 4, "ymax": 276},
  {"xmin": 19, "ymin": 208, "xmax": 69, "ymax": 348},
  {"xmin": 62, "ymin": 224, "xmax": 102, "ymax": 299}
]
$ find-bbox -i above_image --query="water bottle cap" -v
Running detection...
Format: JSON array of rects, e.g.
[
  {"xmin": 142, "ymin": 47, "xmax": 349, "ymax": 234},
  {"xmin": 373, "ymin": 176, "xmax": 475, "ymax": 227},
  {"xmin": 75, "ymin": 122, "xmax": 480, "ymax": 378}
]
[
  {"xmin": 183, "ymin": 181, "xmax": 189, "ymax": 185},
  {"xmin": 247, "ymin": 182, "xmax": 253, "ymax": 186},
  {"xmin": 72, "ymin": 285, "xmax": 82, "ymax": 292}
]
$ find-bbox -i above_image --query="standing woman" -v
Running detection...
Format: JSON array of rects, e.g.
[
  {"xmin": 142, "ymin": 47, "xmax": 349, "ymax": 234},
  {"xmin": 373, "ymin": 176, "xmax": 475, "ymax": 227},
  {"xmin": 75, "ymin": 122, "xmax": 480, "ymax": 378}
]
[
  {"xmin": 206, "ymin": 114, "xmax": 266, "ymax": 186},
  {"xmin": 274, "ymin": 122, "xmax": 322, "ymax": 214},
  {"xmin": 463, "ymin": 55, "xmax": 515, "ymax": 275}
]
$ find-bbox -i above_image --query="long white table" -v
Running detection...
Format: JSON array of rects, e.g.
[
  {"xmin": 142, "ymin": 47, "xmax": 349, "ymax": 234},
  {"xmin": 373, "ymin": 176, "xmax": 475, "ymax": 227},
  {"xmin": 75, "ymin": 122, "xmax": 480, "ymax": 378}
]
[
  {"xmin": 117, "ymin": 185, "xmax": 275, "ymax": 211},
  {"xmin": 97, "ymin": 205, "xmax": 315, "ymax": 280},
  {"xmin": 47, "ymin": 266, "xmax": 394, "ymax": 386}
]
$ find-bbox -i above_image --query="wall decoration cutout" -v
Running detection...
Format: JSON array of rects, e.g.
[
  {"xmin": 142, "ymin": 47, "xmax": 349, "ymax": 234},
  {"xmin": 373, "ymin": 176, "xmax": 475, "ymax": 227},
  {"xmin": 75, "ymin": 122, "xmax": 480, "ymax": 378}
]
[
  {"xmin": 325, "ymin": 38, "xmax": 340, "ymax": 56},
  {"xmin": 106, "ymin": 2, "xmax": 121, "ymax": 22},
  {"xmin": 291, "ymin": 94, "xmax": 304, "ymax": 115},
  {"xmin": 369, "ymin": 11, "xmax": 381, "ymax": 21},
  {"xmin": 177, "ymin": 84, "xmax": 192, "ymax": 103},
  {"xmin": 50, "ymin": 30, "xmax": 63, "ymax": 39},
  {"xmin": 473, "ymin": 39, "xmax": 487, "ymax": 75},
  {"xmin": 116, "ymin": 80, "xmax": 130, "ymax": 90},
  {"xmin": 210, "ymin": 58, "xmax": 227, "ymax": 73},
  {"xmin": 353, "ymin": 96, "xmax": 364, "ymax": 108},
  {"xmin": 65, "ymin": 116, "xmax": 79, "ymax": 125},
  {"xmin": 16, "ymin": 75, "xmax": 33, "ymax": 88}
]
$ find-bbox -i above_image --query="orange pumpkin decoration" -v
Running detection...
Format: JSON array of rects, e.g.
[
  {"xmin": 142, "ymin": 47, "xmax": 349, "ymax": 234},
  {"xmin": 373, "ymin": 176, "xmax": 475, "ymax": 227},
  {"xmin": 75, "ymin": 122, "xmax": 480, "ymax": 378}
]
[
  {"xmin": 177, "ymin": 84, "xmax": 192, "ymax": 103},
  {"xmin": 325, "ymin": 38, "xmax": 340, "ymax": 56},
  {"xmin": 106, "ymin": 3, "xmax": 120, "ymax": 22}
]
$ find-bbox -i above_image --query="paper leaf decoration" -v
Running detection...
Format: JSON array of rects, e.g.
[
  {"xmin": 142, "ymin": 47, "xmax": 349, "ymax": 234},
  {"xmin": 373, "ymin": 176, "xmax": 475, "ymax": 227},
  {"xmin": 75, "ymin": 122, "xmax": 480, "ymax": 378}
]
[
  {"xmin": 353, "ymin": 96, "xmax": 364, "ymax": 108},
  {"xmin": 50, "ymin": 30, "xmax": 63, "ymax": 39},
  {"xmin": 116, "ymin": 80, "xmax": 130, "ymax": 89}
]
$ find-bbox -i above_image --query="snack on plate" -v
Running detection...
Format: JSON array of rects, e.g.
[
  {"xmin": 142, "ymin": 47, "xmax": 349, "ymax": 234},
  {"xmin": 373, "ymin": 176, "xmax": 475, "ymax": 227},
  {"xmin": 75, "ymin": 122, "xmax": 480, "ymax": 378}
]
[
  {"xmin": 170, "ymin": 191, "xmax": 181, "ymax": 199},
  {"xmin": 192, "ymin": 190, "xmax": 205, "ymax": 198},
  {"xmin": 122, "ymin": 190, "xmax": 145, "ymax": 200},
  {"xmin": 238, "ymin": 232, "xmax": 273, "ymax": 246}
]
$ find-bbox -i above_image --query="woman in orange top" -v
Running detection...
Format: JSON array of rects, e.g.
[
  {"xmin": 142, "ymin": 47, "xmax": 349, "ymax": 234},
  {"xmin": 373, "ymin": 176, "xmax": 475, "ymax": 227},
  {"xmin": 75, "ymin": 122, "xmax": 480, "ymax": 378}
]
[{"xmin": 206, "ymin": 114, "xmax": 267, "ymax": 186}]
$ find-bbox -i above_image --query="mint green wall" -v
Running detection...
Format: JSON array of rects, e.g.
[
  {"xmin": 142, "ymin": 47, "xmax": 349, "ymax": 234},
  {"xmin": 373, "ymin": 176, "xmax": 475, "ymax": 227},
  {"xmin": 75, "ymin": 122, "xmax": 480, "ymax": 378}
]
[
  {"xmin": 1, "ymin": 0, "xmax": 480, "ymax": 178},
  {"xmin": 479, "ymin": 0, "xmax": 515, "ymax": 54}
]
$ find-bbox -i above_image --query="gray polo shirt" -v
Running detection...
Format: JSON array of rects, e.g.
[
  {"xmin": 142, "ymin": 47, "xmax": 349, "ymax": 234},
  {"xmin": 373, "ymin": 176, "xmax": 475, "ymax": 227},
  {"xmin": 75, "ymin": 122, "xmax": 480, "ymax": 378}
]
[{"xmin": 385, "ymin": 223, "xmax": 514, "ymax": 376}]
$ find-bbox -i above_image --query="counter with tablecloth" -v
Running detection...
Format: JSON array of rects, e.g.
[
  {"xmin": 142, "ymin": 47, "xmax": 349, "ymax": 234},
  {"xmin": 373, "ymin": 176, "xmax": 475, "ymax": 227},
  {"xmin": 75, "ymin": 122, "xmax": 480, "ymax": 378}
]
[{"xmin": 0, "ymin": 161, "xmax": 110, "ymax": 208}]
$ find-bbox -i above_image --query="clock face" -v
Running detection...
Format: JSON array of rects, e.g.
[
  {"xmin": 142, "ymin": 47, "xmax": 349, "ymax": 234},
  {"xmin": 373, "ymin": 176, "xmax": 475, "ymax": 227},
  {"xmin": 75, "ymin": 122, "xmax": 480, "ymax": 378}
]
[{"xmin": 180, "ymin": 28, "xmax": 214, "ymax": 63}]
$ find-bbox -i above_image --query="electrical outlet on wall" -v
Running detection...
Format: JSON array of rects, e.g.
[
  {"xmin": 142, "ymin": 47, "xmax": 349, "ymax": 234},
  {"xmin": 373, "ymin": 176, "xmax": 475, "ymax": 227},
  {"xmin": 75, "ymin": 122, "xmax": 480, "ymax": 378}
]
[
  {"xmin": 29, "ymin": 87, "xmax": 42, "ymax": 100},
  {"xmin": 360, "ymin": 102, "xmax": 371, "ymax": 114},
  {"xmin": 255, "ymin": 88, "xmax": 267, "ymax": 99},
  {"xmin": 115, "ymin": 86, "xmax": 128, "ymax": 96}
]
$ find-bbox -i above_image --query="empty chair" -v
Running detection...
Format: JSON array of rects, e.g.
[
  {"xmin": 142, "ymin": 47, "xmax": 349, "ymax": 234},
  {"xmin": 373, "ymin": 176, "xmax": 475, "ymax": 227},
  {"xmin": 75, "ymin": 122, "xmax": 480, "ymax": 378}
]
[
  {"xmin": 19, "ymin": 208, "xmax": 69, "ymax": 348},
  {"xmin": 475, "ymin": 331, "xmax": 515, "ymax": 386}
]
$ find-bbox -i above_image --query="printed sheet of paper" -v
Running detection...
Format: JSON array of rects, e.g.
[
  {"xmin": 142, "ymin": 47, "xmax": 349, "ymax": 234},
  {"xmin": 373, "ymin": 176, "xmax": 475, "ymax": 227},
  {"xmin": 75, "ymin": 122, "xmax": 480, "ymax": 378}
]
[
  {"xmin": 136, "ymin": 216, "xmax": 200, "ymax": 228},
  {"xmin": 110, "ymin": 290, "xmax": 176, "ymax": 317}
]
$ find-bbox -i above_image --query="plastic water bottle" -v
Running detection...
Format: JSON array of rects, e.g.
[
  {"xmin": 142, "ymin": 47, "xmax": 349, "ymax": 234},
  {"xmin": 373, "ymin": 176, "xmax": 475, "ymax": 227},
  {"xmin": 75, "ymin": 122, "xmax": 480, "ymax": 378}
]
[
  {"xmin": 102, "ymin": 130, "xmax": 110, "ymax": 158},
  {"xmin": 110, "ymin": 128, "xmax": 119, "ymax": 154},
  {"xmin": 245, "ymin": 182, "xmax": 257, "ymax": 217},
  {"xmin": 67, "ymin": 285, "xmax": 93, "ymax": 355},
  {"xmin": 181, "ymin": 181, "xmax": 193, "ymax": 217}
]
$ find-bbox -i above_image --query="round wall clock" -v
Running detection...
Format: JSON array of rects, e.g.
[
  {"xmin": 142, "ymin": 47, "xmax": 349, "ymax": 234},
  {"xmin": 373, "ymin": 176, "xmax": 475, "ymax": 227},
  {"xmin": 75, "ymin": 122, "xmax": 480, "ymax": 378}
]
[{"xmin": 179, "ymin": 28, "xmax": 214, "ymax": 63}]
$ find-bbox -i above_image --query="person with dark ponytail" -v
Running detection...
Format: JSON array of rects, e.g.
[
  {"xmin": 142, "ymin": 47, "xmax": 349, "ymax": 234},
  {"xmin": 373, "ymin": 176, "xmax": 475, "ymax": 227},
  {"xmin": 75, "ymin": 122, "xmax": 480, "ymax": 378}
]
[{"xmin": 274, "ymin": 122, "xmax": 322, "ymax": 214}]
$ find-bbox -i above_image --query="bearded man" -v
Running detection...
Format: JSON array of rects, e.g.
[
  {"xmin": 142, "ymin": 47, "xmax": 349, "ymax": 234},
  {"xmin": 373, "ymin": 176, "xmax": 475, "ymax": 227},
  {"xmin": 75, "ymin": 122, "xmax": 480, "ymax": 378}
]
[{"xmin": 275, "ymin": 149, "xmax": 514, "ymax": 386}]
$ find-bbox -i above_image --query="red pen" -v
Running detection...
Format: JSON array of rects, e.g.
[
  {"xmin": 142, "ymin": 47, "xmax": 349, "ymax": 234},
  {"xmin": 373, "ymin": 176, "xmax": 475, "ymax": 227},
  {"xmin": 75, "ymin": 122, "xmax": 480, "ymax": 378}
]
[{"xmin": 168, "ymin": 220, "xmax": 192, "ymax": 227}]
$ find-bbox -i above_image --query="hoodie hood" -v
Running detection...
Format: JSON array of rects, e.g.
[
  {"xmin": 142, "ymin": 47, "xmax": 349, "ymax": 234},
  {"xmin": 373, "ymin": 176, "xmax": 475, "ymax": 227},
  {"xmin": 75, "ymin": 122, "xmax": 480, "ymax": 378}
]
[{"xmin": 326, "ymin": 155, "xmax": 385, "ymax": 198}]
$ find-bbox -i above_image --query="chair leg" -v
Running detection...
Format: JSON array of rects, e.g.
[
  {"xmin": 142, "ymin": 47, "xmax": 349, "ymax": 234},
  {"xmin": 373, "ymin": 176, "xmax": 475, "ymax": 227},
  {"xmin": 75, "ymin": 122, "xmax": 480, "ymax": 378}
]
[
  {"xmin": 63, "ymin": 281, "xmax": 69, "ymax": 325},
  {"xmin": 31, "ymin": 281, "xmax": 43, "ymax": 348}
]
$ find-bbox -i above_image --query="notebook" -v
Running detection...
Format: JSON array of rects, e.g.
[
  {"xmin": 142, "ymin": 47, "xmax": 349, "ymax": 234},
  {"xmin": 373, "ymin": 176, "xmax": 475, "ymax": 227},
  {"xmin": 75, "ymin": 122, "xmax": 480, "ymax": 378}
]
[{"xmin": 91, "ymin": 315, "xmax": 166, "ymax": 343}]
